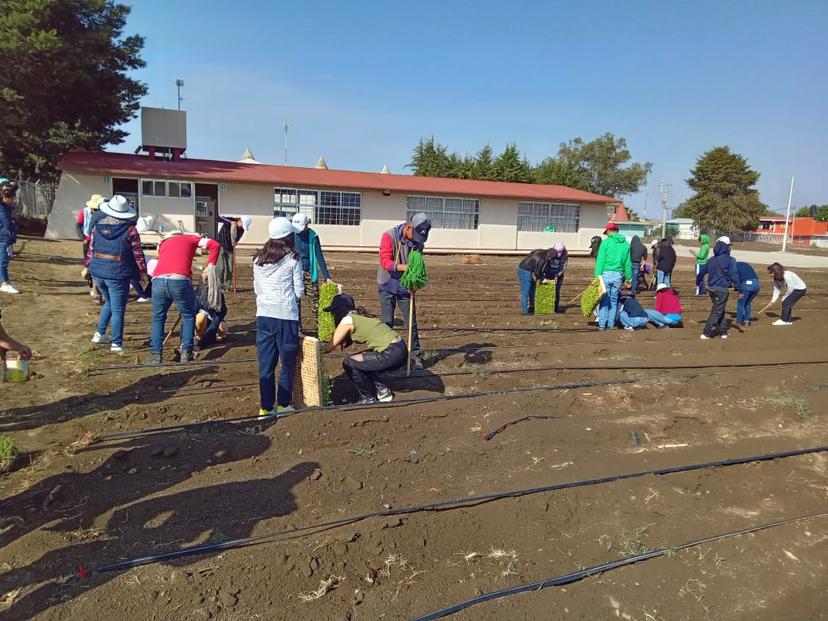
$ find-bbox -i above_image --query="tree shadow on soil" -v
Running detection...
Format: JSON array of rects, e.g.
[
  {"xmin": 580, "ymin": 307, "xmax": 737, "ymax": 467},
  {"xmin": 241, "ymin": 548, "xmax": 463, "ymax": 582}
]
[
  {"xmin": 2, "ymin": 442, "xmax": 316, "ymax": 619},
  {"xmin": 0, "ymin": 368, "xmax": 215, "ymax": 433}
]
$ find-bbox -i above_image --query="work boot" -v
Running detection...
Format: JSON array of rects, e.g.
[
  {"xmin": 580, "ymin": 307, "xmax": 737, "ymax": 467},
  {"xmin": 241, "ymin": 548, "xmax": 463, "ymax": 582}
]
[{"xmin": 143, "ymin": 352, "xmax": 162, "ymax": 366}]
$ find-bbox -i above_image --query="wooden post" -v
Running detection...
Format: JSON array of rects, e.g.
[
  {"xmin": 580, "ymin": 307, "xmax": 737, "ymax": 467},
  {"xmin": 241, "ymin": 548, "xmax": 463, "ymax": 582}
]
[
  {"xmin": 406, "ymin": 291, "xmax": 416, "ymax": 376},
  {"xmin": 231, "ymin": 250, "xmax": 237, "ymax": 293}
]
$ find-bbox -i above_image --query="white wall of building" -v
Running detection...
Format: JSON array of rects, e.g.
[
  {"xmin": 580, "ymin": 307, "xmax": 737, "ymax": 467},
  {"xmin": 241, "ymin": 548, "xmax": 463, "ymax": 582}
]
[{"xmin": 49, "ymin": 171, "xmax": 612, "ymax": 253}]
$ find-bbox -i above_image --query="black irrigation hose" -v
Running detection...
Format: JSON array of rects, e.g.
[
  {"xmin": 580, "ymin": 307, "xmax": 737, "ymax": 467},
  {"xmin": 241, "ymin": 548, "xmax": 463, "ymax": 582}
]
[
  {"xmin": 86, "ymin": 445, "xmax": 828, "ymax": 576},
  {"xmin": 412, "ymin": 511, "xmax": 828, "ymax": 620},
  {"xmin": 89, "ymin": 360, "xmax": 828, "ymax": 443},
  {"xmin": 482, "ymin": 416, "xmax": 558, "ymax": 440}
]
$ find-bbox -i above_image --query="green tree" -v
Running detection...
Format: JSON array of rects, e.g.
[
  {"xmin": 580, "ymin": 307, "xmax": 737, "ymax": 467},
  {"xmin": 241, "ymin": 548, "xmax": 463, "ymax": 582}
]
[
  {"xmin": 679, "ymin": 146, "xmax": 767, "ymax": 232},
  {"xmin": 408, "ymin": 137, "xmax": 454, "ymax": 177},
  {"xmin": 492, "ymin": 143, "xmax": 531, "ymax": 183},
  {"xmin": 555, "ymin": 133, "xmax": 652, "ymax": 197},
  {"xmin": 531, "ymin": 157, "xmax": 589, "ymax": 190},
  {"xmin": 472, "ymin": 144, "xmax": 496, "ymax": 180},
  {"xmin": 816, "ymin": 205, "xmax": 828, "ymax": 222},
  {"xmin": 795, "ymin": 206, "xmax": 814, "ymax": 217},
  {"xmin": 0, "ymin": 0, "xmax": 146, "ymax": 180}
]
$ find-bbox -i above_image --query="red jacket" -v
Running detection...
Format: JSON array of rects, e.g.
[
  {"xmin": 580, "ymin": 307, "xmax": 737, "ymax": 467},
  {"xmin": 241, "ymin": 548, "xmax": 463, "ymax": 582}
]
[
  {"xmin": 154, "ymin": 234, "xmax": 220, "ymax": 279},
  {"xmin": 655, "ymin": 289, "xmax": 683, "ymax": 314}
]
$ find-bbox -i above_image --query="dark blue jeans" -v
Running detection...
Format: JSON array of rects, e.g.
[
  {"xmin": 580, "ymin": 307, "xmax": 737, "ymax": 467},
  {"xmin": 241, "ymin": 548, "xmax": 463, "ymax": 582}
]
[
  {"xmin": 517, "ymin": 267, "xmax": 535, "ymax": 314},
  {"xmin": 630, "ymin": 263, "xmax": 640, "ymax": 297},
  {"xmin": 150, "ymin": 277, "xmax": 197, "ymax": 354},
  {"xmin": 93, "ymin": 277, "xmax": 130, "ymax": 346},
  {"xmin": 130, "ymin": 274, "xmax": 147, "ymax": 298},
  {"xmin": 379, "ymin": 288, "xmax": 420, "ymax": 355},
  {"xmin": 695, "ymin": 264, "xmax": 708, "ymax": 295},
  {"xmin": 554, "ymin": 274, "xmax": 564, "ymax": 312},
  {"xmin": 736, "ymin": 282, "xmax": 760, "ymax": 323},
  {"xmin": 0, "ymin": 242, "xmax": 10, "ymax": 282},
  {"xmin": 256, "ymin": 316, "xmax": 299, "ymax": 410}
]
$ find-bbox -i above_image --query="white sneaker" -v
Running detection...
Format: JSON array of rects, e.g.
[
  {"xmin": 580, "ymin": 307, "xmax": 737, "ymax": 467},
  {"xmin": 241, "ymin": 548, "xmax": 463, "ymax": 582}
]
[
  {"xmin": 772, "ymin": 319, "xmax": 792, "ymax": 326},
  {"xmin": 111, "ymin": 344, "xmax": 124, "ymax": 353},
  {"xmin": 0, "ymin": 283, "xmax": 20, "ymax": 294},
  {"xmin": 88, "ymin": 288, "xmax": 96, "ymax": 297},
  {"xmin": 136, "ymin": 297, "xmax": 149, "ymax": 303},
  {"xmin": 375, "ymin": 383, "xmax": 394, "ymax": 402},
  {"xmin": 700, "ymin": 334, "xmax": 711, "ymax": 340},
  {"xmin": 721, "ymin": 334, "xmax": 729, "ymax": 339},
  {"xmin": 91, "ymin": 332, "xmax": 111, "ymax": 344},
  {"xmin": 624, "ymin": 326, "xmax": 634, "ymax": 331}
]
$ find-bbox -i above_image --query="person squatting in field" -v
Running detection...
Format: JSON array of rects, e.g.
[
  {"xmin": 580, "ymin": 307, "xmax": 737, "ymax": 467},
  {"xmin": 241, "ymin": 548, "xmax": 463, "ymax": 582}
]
[
  {"xmin": 254, "ymin": 217, "xmax": 303, "ymax": 418},
  {"xmin": 617, "ymin": 285, "xmax": 649, "ymax": 330},
  {"xmin": 645, "ymin": 283, "xmax": 684, "ymax": 327},
  {"xmin": 594, "ymin": 221, "xmax": 632, "ymax": 330},
  {"xmin": 325, "ymin": 293, "xmax": 408, "ymax": 405},
  {"xmin": 767, "ymin": 262, "xmax": 806, "ymax": 326}
]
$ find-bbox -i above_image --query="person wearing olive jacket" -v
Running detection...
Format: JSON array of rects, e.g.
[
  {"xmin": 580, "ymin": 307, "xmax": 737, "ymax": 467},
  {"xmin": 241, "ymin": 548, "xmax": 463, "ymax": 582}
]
[
  {"xmin": 690, "ymin": 234, "xmax": 711, "ymax": 295},
  {"xmin": 594, "ymin": 222, "xmax": 632, "ymax": 330}
]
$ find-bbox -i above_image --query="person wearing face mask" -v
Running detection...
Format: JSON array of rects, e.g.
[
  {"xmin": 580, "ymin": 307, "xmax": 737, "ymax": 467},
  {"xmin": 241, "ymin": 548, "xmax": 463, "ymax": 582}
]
[{"xmin": 292, "ymin": 213, "xmax": 334, "ymax": 334}]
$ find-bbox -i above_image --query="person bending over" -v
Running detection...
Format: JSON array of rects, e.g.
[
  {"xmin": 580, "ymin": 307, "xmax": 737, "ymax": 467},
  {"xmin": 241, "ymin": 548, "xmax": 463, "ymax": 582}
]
[
  {"xmin": 516, "ymin": 247, "xmax": 554, "ymax": 315},
  {"xmin": 325, "ymin": 293, "xmax": 408, "ymax": 405},
  {"xmin": 618, "ymin": 287, "xmax": 649, "ymax": 330},
  {"xmin": 767, "ymin": 262, "xmax": 806, "ymax": 326},
  {"xmin": 0, "ymin": 308, "xmax": 31, "ymax": 361},
  {"xmin": 735, "ymin": 261, "xmax": 760, "ymax": 326}
]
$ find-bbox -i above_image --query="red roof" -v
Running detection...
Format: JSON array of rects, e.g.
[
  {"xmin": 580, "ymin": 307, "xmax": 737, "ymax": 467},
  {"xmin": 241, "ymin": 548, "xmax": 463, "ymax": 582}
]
[
  {"xmin": 57, "ymin": 151, "xmax": 616, "ymax": 204},
  {"xmin": 610, "ymin": 203, "xmax": 629, "ymax": 222}
]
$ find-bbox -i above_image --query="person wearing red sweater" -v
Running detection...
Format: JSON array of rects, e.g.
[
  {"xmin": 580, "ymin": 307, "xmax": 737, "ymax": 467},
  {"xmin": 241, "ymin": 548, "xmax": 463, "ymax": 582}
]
[
  {"xmin": 144, "ymin": 232, "xmax": 220, "ymax": 365},
  {"xmin": 644, "ymin": 283, "xmax": 684, "ymax": 327}
]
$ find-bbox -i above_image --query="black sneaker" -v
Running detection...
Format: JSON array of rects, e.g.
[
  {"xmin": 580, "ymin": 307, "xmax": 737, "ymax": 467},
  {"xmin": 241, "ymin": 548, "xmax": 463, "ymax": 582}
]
[
  {"xmin": 143, "ymin": 353, "xmax": 162, "ymax": 367},
  {"xmin": 356, "ymin": 396, "xmax": 379, "ymax": 405},
  {"xmin": 179, "ymin": 350, "xmax": 195, "ymax": 363},
  {"xmin": 374, "ymin": 383, "xmax": 393, "ymax": 402}
]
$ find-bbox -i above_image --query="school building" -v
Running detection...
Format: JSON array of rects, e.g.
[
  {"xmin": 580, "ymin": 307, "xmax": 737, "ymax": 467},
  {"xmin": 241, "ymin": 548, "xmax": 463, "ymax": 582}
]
[{"xmin": 46, "ymin": 108, "xmax": 619, "ymax": 253}]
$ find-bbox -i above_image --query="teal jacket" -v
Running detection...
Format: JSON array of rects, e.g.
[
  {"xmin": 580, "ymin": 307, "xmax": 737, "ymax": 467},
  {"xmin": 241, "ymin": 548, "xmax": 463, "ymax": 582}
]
[{"xmin": 594, "ymin": 233, "xmax": 632, "ymax": 281}]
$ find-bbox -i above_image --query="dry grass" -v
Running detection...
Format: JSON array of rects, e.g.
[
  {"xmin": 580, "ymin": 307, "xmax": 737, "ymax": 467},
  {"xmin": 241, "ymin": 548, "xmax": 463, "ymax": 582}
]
[
  {"xmin": 298, "ymin": 575, "xmax": 344, "ymax": 602},
  {"xmin": 462, "ymin": 255, "xmax": 482, "ymax": 265},
  {"xmin": 0, "ymin": 435, "xmax": 16, "ymax": 473}
]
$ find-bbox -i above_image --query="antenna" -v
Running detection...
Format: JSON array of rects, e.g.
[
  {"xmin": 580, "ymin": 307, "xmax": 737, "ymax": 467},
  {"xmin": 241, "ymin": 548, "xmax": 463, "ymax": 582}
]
[
  {"xmin": 176, "ymin": 79, "xmax": 184, "ymax": 110},
  {"xmin": 658, "ymin": 180, "xmax": 672, "ymax": 238},
  {"xmin": 283, "ymin": 121, "xmax": 288, "ymax": 165}
]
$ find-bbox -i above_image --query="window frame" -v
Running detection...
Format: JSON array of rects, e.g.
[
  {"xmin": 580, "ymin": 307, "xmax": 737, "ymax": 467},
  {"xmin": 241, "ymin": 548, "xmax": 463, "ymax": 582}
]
[
  {"xmin": 139, "ymin": 178, "xmax": 193, "ymax": 199},
  {"xmin": 516, "ymin": 201, "xmax": 581, "ymax": 233},
  {"xmin": 273, "ymin": 187, "xmax": 361, "ymax": 226},
  {"xmin": 405, "ymin": 195, "xmax": 480, "ymax": 230}
]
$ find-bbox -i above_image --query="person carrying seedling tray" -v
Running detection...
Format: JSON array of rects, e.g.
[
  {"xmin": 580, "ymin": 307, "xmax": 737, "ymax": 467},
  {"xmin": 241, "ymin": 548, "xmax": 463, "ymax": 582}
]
[
  {"xmin": 594, "ymin": 222, "xmax": 632, "ymax": 330},
  {"xmin": 377, "ymin": 212, "xmax": 431, "ymax": 368},
  {"xmin": 324, "ymin": 294, "xmax": 407, "ymax": 404}
]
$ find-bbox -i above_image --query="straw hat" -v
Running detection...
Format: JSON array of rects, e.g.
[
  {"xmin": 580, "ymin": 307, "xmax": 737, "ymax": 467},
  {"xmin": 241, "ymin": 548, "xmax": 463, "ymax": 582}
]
[{"xmin": 86, "ymin": 194, "xmax": 104, "ymax": 210}]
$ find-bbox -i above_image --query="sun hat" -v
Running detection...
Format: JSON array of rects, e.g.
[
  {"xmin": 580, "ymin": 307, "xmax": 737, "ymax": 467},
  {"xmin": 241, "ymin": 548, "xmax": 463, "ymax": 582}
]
[
  {"xmin": 603, "ymin": 221, "xmax": 619, "ymax": 234},
  {"xmin": 656, "ymin": 283, "xmax": 669, "ymax": 291},
  {"xmin": 241, "ymin": 215, "xmax": 253, "ymax": 231},
  {"xmin": 86, "ymin": 194, "xmax": 104, "ymax": 210},
  {"xmin": 100, "ymin": 195, "xmax": 136, "ymax": 219},
  {"xmin": 409, "ymin": 212, "xmax": 432, "ymax": 245},
  {"xmin": 291, "ymin": 213, "xmax": 311, "ymax": 232},
  {"xmin": 553, "ymin": 242, "xmax": 566, "ymax": 254},
  {"xmin": 650, "ymin": 239, "xmax": 659, "ymax": 248},
  {"xmin": 323, "ymin": 293, "xmax": 356, "ymax": 316},
  {"xmin": 717, "ymin": 235, "xmax": 731, "ymax": 245},
  {"xmin": 268, "ymin": 216, "xmax": 294, "ymax": 240}
]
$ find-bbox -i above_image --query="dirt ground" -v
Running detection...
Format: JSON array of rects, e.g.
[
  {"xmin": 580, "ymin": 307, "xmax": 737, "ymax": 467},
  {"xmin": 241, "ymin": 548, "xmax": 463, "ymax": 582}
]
[{"xmin": 1, "ymin": 237, "xmax": 827, "ymax": 621}]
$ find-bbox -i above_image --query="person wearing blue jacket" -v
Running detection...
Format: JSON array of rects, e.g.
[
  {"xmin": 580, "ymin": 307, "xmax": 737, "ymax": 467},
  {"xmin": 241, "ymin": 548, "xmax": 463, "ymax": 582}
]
[
  {"xmin": 0, "ymin": 186, "xmax": 20, "ymax": 294},
  {"xmin": 735, "ymin": 261, "xmax": 760, "ymax": 326},
  {"xmin": 618, "ymin": 286, "xmax": 648, "ymax": 330},
  {"xmin": 701, "ymin": 239, "xmax": 740, "ymax": 339}
]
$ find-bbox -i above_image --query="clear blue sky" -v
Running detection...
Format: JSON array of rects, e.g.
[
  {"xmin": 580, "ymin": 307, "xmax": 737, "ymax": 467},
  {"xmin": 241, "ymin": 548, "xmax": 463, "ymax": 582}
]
[{"xmin": 115, "ymin": 0, "xmax": 828, "ymax": 218}]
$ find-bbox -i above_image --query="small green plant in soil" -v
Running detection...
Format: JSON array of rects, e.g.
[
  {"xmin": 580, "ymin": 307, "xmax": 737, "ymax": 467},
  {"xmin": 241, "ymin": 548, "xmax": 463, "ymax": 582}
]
[
  {"xmin": 600, "ymin": 526, "xmax": 654, "ymax": 557},
  {"xmin": 463, "ymin": 363, "xmax": 490, "ymax": 380},
  {"xmin": 766, "ymin": 395, "xmax": 811, "ymax": 418},
  {"xmin": 320, "ymin": 369, "xmax": 333, "ymax": 406},
  {"xmin": 0, "ymin": 434, "xmax": 17, "ymax": 473},
  {"xmin": 539, "ymin": 319, "xmax": 558, "ymax": 328},
  {"xmin": 317, "ymin": 283, "xmax": 339, "ymax": 341},
  {"xmin": 534, "ymin": 282, "xmax": 557, "ymax": 315},
  {"xmin": 347, "ymin": 446, "xmax": 375, "ymax": 458}
]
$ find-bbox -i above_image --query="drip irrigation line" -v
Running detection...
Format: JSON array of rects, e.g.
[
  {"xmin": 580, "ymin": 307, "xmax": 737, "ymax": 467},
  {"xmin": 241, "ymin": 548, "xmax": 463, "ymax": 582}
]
[
  {"xmin": 482, "ymin": 416, "xmax": 558, "ymax": 440},
  {"xmin": 86, "ymin": 446, "xmax": 828, "ymax": 576},
  {"xmin": 88, "ymin": 360, "xmax": 828, "ymax": 443},
  {"xmin": 412, "ymin": 511, "xmax": 828, "ymax": 620}
]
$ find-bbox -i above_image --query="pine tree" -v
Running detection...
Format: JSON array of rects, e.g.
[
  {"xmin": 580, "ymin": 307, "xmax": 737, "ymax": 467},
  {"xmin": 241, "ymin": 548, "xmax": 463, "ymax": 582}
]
[
  {"xmin": 408, "ymin": 137, "xmax": 453, "ymax": 177},
  {"xmin": 472, "ymin": 145, "xmax": 496, "ymax": 180},
  {"xmin": 678, "ymin": 146, "xmax": 768, "ymax": 232},
  {"xmin": 492, "ymin": 143, "xmax": 531, "ymax": 183}
]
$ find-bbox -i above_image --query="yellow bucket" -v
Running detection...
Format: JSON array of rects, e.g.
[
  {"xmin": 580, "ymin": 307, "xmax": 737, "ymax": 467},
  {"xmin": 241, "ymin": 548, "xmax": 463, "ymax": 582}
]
[{"xmin": 3, "ymin": 358, "xmax": 30, "ymax": 382}]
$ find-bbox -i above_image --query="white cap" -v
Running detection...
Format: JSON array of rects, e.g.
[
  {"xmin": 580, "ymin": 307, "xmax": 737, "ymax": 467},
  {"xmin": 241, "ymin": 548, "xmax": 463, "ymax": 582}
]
[
  {"xmin": 241, "ymin": 215, "xmax": 252, "ymax": 231},
  {"xmin": 717, "ymin": 235, "xmax": 731, "ymax": 245},
  {"xmin": 650, "ymin": 239, "xmax": 659, "ymax": 248},
  {"xmin": 268, "ymin": 217, "xmax": 294, "ymax": 240},
  {"xmin": 292, "ymin": 212, "xmax": 310, "ymax": 232}
]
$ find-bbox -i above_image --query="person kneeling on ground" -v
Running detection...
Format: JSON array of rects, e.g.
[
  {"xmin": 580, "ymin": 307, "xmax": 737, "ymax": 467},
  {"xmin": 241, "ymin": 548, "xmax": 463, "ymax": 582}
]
[
  {"xmin": 324, "ymin": 293, "xmax": 408, "ymax": 405},
  {"xmin": 195, "ymin": 265, "xmax": 228, "ymax": 350},
  {"xmin": 644, "ymin": 283, "xmax": 684, "ymax": 328},
  {"xmin": 516, "ymin": 247, "xmax": 555, "ymax": 315},
  {"xmin": 618, "ymin": 286, "xmax": 649, "ymax": 330},
  {"xmin": 767, "ymin": 262, "xmax": 806, "ymax": 326}
]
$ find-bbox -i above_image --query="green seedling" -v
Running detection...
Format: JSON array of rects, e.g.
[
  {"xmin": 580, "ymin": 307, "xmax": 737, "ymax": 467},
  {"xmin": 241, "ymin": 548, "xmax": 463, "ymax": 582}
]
[{"xmin": 0, "ymin": 434, "xmax": 16, "ymax": 473}]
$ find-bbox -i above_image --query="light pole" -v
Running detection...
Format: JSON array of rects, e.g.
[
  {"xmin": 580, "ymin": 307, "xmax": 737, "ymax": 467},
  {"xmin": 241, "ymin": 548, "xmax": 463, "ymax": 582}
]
[
  {"xmin": 658, "ymin": 181, "xmax": 672, "ymax": 238},
  {"xmin": 781, "ymin": 177, "xmax": 794, "ymax": 252},
  {"xmin": 176, "ymin": 79, "xmax": 184, "ymax": 110}
]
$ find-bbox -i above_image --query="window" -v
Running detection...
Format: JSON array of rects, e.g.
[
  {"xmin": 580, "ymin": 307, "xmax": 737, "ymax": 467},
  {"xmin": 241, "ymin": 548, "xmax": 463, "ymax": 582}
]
[
  {"xmin": 517, "ymin": 201, "xmax": 580, "ymax": 232},
  {"xmin": 406, "ymin": 195, "xmax": 479, "ymax": 229},
  {"xmin": 140, "ymin": 179, "xmax": 193, "ymax": 198},
  {"xmin": 274, "ymin": 188, "xmax": 361, "ymax": 225}
]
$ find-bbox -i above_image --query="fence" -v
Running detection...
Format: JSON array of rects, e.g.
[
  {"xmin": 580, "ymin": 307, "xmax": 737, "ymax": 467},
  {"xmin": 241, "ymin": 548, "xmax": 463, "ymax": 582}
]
[{"xmin": 1, "ymin": 177, "xmax": 56, "ymax": 219}]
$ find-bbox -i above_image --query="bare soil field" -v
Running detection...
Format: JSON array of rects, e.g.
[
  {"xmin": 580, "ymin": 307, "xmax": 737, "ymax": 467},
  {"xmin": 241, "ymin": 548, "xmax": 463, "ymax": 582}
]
[{"xmin": 1, "ymin": 237, "xmax": 827, "ymax": 621}]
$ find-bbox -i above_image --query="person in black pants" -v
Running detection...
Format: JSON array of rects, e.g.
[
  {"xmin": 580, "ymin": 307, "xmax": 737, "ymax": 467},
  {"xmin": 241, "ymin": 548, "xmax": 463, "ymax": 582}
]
[
  {"xmin": 516, "ymin": 248, "xmax": 555, "ymax": 315},
  {"xmin": 629, "ymin": 235, "xmax": 647, "ymax": 297},
  {"xmin": 767, "ymin": 262, "xmax": 807, "ymax": 326},
  {"xmin": 324, "ymin": 294, "xmax": 408, "ymax": 405},
  {"xmin": 700, "ymin": 240, "xmax": 740, "ymax": 339}
]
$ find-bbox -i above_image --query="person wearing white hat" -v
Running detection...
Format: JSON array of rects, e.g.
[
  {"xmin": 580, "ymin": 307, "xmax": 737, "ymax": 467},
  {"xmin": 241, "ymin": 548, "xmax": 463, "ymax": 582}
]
[
  {"xmin": 215, "ymin": 214, "xmax": 253, "ymax": 290},
  {"xmin": 292, "ymin": 212, "xmax": 334, "ymax": 334},
  {"xmin": 253, "ymin": 217, "xmax": 304, "ymax": 417},
  {"xmin": 716, "ymin": 236, "xmax": 731, "ymax": 246},
  {"xmin": 85, "ymin": 195, "xmax": 148, "ymax": 353},
  {"xmin": 77, "ymin": 194, "xmax": 106, "ymax": 301}
]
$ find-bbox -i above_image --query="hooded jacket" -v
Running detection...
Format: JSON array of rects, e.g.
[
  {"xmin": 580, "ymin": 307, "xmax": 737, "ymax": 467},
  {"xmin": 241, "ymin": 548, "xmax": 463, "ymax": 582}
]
[
  {"xmin": 735, "ymin": 261, "xmax": 759, "ymax": 288},
  {"xmin": 705, "ymin": 242, "xmax": 739, "ymax": 290},
  {"xmin": 254, "ymin": 254, "xmax": 304, "ymax": 320},
  {"xmin": 0, "ymin": 199, "xmax": 17, "ymax": 244},
  {"xmin": 518, "ymin": 249, "xmax": 552, "ymax": 280},
  {"xmin": 694, "ymin": 235, "xmax": 711, "ymax": 265},
  {"xmin": 629, "ymin": 236, "xmax": 648, "ymax": 263},
  {"xmin": 656, "ymin": 239, "xmax": 676, "ymax": 272},
  {"xmin": 619, "ymin": 293, "xmax": 647, "ymax": 317},
  {"xmin": 594, "ymin": 233, "xmax": 632, "ymax": 281},
  {"xmin": 655, "ymin": 288, "xmax": 683, "ymax": 314}
]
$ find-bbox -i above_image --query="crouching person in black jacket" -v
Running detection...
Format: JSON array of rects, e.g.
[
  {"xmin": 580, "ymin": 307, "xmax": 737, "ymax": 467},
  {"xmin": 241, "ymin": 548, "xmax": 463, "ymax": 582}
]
[{"xmin": 516, "ymin": 248, "xmax": 555, "ymax": 315}]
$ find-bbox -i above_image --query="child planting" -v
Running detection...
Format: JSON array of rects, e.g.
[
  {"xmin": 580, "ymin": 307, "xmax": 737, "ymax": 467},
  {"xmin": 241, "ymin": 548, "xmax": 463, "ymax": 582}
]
[
  {"xmin": 766, "ymin": 262, "xmax": 806, "ymax": 326},
  {"xmin": 324, "ymin": 294, "xmax": 407, "ymax": 405}
]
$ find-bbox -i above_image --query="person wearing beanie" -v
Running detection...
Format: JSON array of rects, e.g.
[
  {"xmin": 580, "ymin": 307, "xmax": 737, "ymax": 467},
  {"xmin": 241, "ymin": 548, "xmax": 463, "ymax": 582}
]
[
  {"xmin": 701, "ymin": 239, "xmax": 740, "ymax": 339},
  {"xmin": 0, "ymin": 186, "xmax": 20, "ymax": 294},
  {"xmin": 292, "ymin": 212, "xmax": 333, "ymax": 334},
  {"xmin": 594, "ymin": 222, "xmax": 632, "ymax": 330},
  {"xmin": 143, "ymin": 229, "xmax": 220, "ymax": 365},
  {"xmin": 85, "ymin": 196, "xmax": 148, "ymax": 353},
  {"xmin": 324, "ymin": 294, "xmax": 408, "ymax": 404},
  {"xmin": 644, "ymin": 283, "xmax": 684, "ymax": 327},
  {"xmin": 215, "ymin": 214, "xmax": 252, "ymax": 290},
  {"xmin": 254, "ymin": 217, "xmax": 304, "ymax": 418},
  {"xmin": 690, "ymin": 234, "xmax": 711, "ymax": 295}
]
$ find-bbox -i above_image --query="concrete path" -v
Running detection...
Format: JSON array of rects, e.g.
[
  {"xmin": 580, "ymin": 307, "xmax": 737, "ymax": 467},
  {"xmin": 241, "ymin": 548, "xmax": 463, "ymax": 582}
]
[{"xmin": 730, "ymin": 249, "xmax": 828, "ymax": 269}]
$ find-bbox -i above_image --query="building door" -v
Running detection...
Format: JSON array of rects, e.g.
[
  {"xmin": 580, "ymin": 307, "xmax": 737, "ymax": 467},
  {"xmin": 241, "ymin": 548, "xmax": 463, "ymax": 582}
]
[
  {"xmin": 112, "ymin": 178, "xmax": 140, "ymax": 214},
  {"xmin": 195, "ymin": 196, "xmax": 216, "ymax": 237}
]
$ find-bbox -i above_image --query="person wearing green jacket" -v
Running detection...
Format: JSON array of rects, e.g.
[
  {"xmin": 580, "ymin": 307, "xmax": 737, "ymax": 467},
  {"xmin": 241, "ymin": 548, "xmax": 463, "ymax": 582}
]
[
  {"xmin": 594, "ymin": 222, "xmax": 632, "ymax": 330},
  {"xmin": 690, "ymin": 234, "xmax": 711, "ymax": 296}
]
